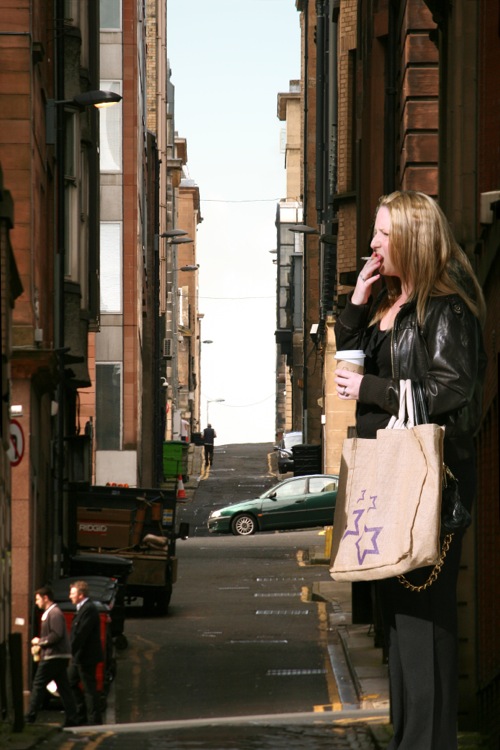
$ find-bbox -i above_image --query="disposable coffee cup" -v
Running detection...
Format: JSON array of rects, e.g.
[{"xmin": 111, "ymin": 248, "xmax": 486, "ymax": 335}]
[{"xmin": 334, "ymin": 349, "xmax": 365, "ymax": 374}]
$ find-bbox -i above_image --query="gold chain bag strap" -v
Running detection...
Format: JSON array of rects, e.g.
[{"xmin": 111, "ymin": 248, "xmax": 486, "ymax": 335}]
[{"xmin": 397, "ymin": 382, "xmax": 471, "ymax": 592}]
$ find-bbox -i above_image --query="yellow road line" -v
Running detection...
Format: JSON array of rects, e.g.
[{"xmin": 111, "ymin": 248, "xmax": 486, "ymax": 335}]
[
  {"xmin": 315, "ymin": 600, "xmax": 343, "ymax": 711},
  {"xmin": 266, "ymin": 451, "xmax": 278, "ymax": 477},
  {"xmin": 60, "ymin": 732, "xmax": 115, "ymax": 749}
]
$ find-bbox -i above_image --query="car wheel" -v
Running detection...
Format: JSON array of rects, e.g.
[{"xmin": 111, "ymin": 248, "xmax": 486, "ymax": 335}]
[{"xmin": 231, "ymin": 513, "xmax": 257, "ymax": 536}]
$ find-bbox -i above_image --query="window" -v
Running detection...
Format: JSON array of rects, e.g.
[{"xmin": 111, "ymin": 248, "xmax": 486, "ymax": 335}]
[
  {"xmin": 274, "ymin": 479, "xmax": 306, "ymax": 498},
  {"xmin": 100, "ymin": 222, "xmax": 122, "ymax": 312},
  {"xmin": 178, "ymin": 287, "xmax": 189, "ymax": 327},
  {"xmin": 96, "ymin": 363, "xmax": 122, "ymax": 450},
  {"xmin": 292, "ymin": 255, "xmax": 303, "ymax": 330},
  {"xmin": 309, "ymin": 477, "xmax": 338, "ymax": 494},
  {"xmin": 78, "ymin": 147, "xmax": 89, "ymax": 306},
  {"xmin": 64, "ymin": 111, "xmax": 78, "ymax": 279},
  {"xmin": 100, "ymin": 0, "xmax": 121, "ymax": 30},
  {"xmin": 99, "ymin": 80, "xmax": 122, "ymax": 172},
  {"xmin": 64, "ymin": 0, "xmax": 77, "ymax": 24}
]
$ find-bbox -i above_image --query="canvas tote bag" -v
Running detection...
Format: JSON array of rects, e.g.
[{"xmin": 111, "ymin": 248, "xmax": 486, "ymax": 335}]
[{"xmin": 329, "ymin": 381, "xmax": 443, "ymax": 582}]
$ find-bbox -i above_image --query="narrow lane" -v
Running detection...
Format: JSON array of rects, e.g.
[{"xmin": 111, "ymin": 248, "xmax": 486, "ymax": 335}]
[
  {"xmin": 113, "ymin": 530, "xmax": 336, "ymax": 721},
  {"xmin": 39, "ymin": 443, "xmax": 388, "ymax": 748}
]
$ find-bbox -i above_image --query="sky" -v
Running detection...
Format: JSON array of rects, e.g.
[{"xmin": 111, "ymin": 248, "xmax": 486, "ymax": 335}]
[{"xmin": 167, "ymin": 0, "xmax": 301, "ymax": 446}]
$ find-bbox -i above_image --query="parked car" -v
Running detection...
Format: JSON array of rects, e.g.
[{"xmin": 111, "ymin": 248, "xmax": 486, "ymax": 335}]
[
  {"xmin": 274, "ymin": 431, "xmax": 303, "ymax": 473},
  {"xmin": 207, "ymin": 474, "xmax": 338, "ymax": 536}
]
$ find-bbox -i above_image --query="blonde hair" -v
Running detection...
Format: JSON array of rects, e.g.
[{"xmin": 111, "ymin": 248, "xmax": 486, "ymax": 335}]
[
  {"xmin": 372, "ymin": 191, "xmax": 486, "ymax": 325},
  {"xmin": 71, "ymin": 580, "xmax": 90, "ymax": 597}
]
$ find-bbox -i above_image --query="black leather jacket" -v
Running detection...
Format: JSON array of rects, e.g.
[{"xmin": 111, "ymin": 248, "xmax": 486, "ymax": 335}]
[{"xmin": 335, "ymin": 292, "xmax": 487, "ymax": 455}]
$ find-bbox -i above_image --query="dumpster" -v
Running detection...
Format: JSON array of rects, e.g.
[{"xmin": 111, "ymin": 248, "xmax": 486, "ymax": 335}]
[
  {"xmin": 162, "ymin": 440, "xmax": 189, "ymax": 478},
  {"xmin": 292, "ymin": 444, "xmax": 322, "ymax": 476},
  {"xmin": 69, "ymin": 552, "xmax": 133, "ymax": 584}
]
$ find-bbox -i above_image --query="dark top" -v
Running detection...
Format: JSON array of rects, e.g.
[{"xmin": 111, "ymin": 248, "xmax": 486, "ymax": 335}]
[
  {"xmin": 70, "ymin": 599, "xmax": 104, "ymax": 665},
  {"xmin": 39, "ymin": 604, "xmax": 72, "ymax": 660},
  {"xmin": 335, "ymin": 291, "xmax": 486, "ymax": 507},
  {"xmin": 356, "ymin": 324, "xmax": 392, "ymax": 438},
  {"xmin": 203, "ymin": 427, "xmax": 216, "ymax": 445}
]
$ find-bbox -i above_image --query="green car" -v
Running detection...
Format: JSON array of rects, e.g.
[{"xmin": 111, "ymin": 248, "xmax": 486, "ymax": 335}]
[{"xmin": 207, "ymin": 474, "xmax": 338, "ymax": 536}]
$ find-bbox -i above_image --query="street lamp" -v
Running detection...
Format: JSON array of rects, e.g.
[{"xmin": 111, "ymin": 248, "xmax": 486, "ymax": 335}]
[
  {"xmin": 169, "ymin": 237, "xmax": 193, "ymax": 245},
  {"xmin": 177, "ymin": 264, "xmax": 199, "ymax": 272},
  {"xmin": 160, "ymin": 229, "xmax": 188, "ymax": 238},
  {"xmin": 288, "ymin": 224, "xmax": 319, "ymax": 235},
  {"xmin": 206, "ymin": 398, "xmax": 225, "ymax": 425},
  {"xmin": 72, "ymin": 90, "xmax": 122, "ymax": 108},
  {"xmin": 46, "ymin": 89, "xmax": 122, "ymax": 145}
]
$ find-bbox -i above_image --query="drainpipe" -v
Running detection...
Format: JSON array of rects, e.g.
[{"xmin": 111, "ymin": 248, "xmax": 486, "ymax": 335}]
[
  {"xmin": 302, "ymin": 0, "xmax": 310, "ymax": 441},
  {"xmin": 320, "ymin": 0, "xmax": 339, "ymax": 325},
  {"xmin": 54, "ymin": 0, "xmax": 66, "ymax": 579},
  {"xmin": 329, "ymin": 2, "xmax": 339, "ymax": 216},
  {"xmin": 383, "ymin": 4, "xmax": 397, "ymax": 194},
  {"xmin": 315, "ymin": 0, "xmax": 326, "ymax": 218},
  {"xmin": 153, "ymin": 144, "xmax": 162, "ymax": 484}
]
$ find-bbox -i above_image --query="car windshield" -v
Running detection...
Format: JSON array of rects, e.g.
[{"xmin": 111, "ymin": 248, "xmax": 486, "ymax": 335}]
[{"xmin": 283, "ymin": 433, "xmax": 303, "ymax": 449}]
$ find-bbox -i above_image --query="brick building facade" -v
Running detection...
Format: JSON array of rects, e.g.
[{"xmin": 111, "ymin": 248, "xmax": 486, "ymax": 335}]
[{"xmin": 289, "ymin": 0, "xmax": 499, "ymax": 738}]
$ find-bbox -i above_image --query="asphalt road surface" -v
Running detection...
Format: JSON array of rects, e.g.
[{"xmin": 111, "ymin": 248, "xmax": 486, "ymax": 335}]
[
  {"xmin": 38, "ymin": 443, "xmax": 387, "ymax": 749},
  {"xmin": 176, "ymin": 441, "xmax": 278, "ymax": 536}
]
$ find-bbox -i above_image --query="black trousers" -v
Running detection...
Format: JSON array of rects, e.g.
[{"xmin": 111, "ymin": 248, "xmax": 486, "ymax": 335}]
[
  {"xmin": 377, "ymin": 532, "xmax": 463, "ymax": 749},
  {"xmin": 376, "ymin": 454, "xmax": 474, "ymax": 750},
  {"xmin": 68, "ymin": 661, "xmax": 102, "ymax": 725},
  {"xmin": 204, "ymin": 444, "xmax": 214, "ymax": 464},
  {"xmin": 27, "ymin": 658, "xmax": 77, "ymax": 724}
]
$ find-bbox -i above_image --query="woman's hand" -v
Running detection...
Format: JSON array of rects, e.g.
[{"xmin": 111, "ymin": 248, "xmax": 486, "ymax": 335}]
[
  {"xmin": 351, "ymin": 253, "xmax": 382, "ymax": 305},
  {"xmin": 335, "ymin": 369, "xmax": 363, "ymax": 400}
]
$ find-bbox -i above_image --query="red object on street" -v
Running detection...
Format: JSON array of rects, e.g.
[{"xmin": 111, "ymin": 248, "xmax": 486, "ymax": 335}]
[{"xmin": 176, "ymin": 476, "xmax": 186, "ymax": 500}]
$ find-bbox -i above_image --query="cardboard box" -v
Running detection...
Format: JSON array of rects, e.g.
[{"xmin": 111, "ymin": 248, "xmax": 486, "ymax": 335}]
[{"xmin": 77, "ymin": 507, "xmax": 132, "ymax": 549}]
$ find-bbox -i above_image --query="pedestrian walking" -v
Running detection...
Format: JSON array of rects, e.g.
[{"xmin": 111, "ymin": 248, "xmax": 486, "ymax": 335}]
[
  {"xmin": 334, "ymin": 190, "xmax": 486, "ymax": 749},
  {"xmin": 202, "ymin": 423, "xmax": 217, "ymax": 466},
  {"xmin": 25, "ymin": 586, "xmax": 78, "ymax": 727},
  {"xmin": 68, "ymin": 580, "xmax": 104, "ymax": 725},
  {"xmin": 180, "ymin": 417, "xmax": 190, "ymax": 443}
]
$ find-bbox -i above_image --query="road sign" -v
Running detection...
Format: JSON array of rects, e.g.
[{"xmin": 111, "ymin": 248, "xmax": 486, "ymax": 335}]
[{"xmin": 8, "ymin": 419, "xmax": 24, "ymax": 466}]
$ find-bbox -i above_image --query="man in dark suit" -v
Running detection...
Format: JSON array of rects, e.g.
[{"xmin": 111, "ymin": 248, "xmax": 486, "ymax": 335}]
[
  {"xmin": 68, "ymin": 580, "xmax": 104, "ymax": 725},
  {"xmin": 202, "ymin": 423, "xmax": 217, "ymax": 466}
]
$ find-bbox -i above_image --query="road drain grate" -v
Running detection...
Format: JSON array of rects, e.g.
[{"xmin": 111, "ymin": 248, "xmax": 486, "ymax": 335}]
[
  {"xmin": 267, "ymin": 668, "xmax": 327, "ymax": 676},
  {"xmin": 256, "ymin": 576, "xmax": 306, "ymax": 582},
  {"xmin": 254, "ymin": 592, "xmax": 299, "ymax": 597},
  {"xmin": 229, "ymin": 639, "xmax": 289, "ymax": 644},
  {"xmin": 255, "ymin": 610, "xmax": 311, "ymax": 616}
]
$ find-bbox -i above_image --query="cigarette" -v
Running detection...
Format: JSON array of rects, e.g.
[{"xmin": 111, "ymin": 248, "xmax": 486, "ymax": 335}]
[{"xmin": 360, "ymin": 256, "xmax": 372, "ymax": 260}]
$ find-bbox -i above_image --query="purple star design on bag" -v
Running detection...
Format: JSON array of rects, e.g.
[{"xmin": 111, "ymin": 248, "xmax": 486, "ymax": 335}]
[
  {"xmin": 355, "ymin": 526, "xmax": 382, "ymax": 564},
  {"xmin": 342, "ymin": 508, "xmax": 365, "ymax": 540},
  {"xmin": 341, "ymin": 489, "xmax": 383, "ymax": 565}
]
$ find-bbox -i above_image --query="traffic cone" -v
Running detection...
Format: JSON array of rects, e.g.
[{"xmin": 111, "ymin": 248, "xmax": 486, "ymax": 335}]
[{"xmin": 177, "ymin": 475, "xmax": 187, "ymax": 500}]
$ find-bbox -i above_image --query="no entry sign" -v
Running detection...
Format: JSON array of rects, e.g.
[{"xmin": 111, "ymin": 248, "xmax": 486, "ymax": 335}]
[{"xmin": 8, "ymin": 419, "xmax": 24, "ymax": 466}]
